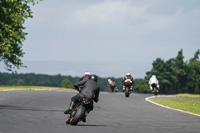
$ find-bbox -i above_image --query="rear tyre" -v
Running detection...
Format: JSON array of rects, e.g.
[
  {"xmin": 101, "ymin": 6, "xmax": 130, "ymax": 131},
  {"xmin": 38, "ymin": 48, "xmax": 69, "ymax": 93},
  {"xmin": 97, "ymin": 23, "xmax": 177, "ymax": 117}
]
[
  {"xmin": 153, "ymin": 87, "xmax": 158, "ymax": 96},
  {"xmin": 70, "ymin": 105, "xmax": 86, "ymax": 125}
]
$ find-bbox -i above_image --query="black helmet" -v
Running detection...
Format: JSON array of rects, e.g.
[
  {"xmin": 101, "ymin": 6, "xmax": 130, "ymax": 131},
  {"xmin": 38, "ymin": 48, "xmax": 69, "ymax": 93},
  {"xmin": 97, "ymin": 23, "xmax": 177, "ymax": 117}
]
[{"xmin": 90, "ymin": 74, "xmax": 98, "ymax": 82}]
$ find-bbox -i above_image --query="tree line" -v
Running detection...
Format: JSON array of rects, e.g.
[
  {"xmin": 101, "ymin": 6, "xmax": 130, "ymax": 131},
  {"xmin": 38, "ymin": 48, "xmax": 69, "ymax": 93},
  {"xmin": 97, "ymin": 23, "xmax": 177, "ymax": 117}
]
[
  {"xmin": 0, "ymin": 72, "xmax": 129, "ymax": 92},
  {"xmin": 0, "ymin": 71, "xmax": 145, "ymax": 92},
  {"xmin": 135, "ymin": 49, "xmax": 200, "ymax": 94},
  {"xmin": 0, "ymin": 49, "xmax": 200, "ymax": 94}
]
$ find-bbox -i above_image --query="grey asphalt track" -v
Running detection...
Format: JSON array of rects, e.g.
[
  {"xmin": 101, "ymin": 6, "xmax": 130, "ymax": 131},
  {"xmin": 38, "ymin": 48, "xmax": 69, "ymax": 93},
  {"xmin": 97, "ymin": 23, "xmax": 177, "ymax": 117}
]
[{"xmin": 0, "ymin": 90, "xmax": 200, "ymax": 133}]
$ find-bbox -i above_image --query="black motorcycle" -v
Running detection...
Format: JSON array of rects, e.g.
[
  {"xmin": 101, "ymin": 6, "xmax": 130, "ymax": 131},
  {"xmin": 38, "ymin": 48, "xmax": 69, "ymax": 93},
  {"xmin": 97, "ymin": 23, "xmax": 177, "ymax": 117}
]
[
  {"xmin": 124, "ymin": 79, "xmax": 132, "ymax": 97},
  {"xmin": 151, "ymin": 83, "xmax": 158, "ymax": 95},
  {"xmin": 66, "ymin": 97, "xmax": 92, "ymax": 125}
]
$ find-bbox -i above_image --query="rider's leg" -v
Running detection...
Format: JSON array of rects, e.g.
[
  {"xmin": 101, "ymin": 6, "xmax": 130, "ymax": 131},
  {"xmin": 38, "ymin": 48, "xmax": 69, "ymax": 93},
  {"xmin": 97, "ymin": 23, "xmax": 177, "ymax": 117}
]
[
  {"xmin": 83, "ymin": 102, "xmax": 94, "ymax": 122},
  {"xmin": 64, "ymin": 93, "xmax": 80, "ymax": 114},
  {"xmin": 64, "ymin": 101, "xmax": 75, "ymax": 114},
  {"xmin": 150, "ymin": 85, "xmax": 153, "ymax": 91}
]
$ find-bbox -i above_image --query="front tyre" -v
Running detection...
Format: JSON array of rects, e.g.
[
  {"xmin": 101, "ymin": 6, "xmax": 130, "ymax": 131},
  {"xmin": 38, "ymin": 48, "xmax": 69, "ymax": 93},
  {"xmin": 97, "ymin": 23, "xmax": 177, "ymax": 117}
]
[
  {"xmin": 70, "ymin": 105, "xmax": 86, "ymax": 125},
  {"xmin": 125, "ymin": 87, "xmax": 130, "ymax": 97}
]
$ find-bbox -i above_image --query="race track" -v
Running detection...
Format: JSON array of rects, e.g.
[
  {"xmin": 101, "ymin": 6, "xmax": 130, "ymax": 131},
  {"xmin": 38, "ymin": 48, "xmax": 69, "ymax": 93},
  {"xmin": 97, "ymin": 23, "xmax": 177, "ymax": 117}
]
[{"xmin": 0, "ymin": 90, "xmax": 200, "ymax": 133}]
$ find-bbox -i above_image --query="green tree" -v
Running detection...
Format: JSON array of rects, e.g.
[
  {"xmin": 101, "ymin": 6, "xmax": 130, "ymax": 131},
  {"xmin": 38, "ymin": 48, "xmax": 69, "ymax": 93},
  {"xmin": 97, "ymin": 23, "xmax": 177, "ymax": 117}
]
[
  {"xmin": 186, "ymin": 49, "xmax": 200, "ymax": 93},
  {"xmin": 134, "ymin": 79, "xmax": 150, "ymax": 93},
  {"xmin": 17, "ymin": 79, "xmax": 24, "ymax": 86},
  {"xmin": 0, "ymin": 0, "xmax": 40, "ymax": 71},
  {"xmin": 61, "ymin": 79, "xmax": 73, "ymax": 88},
  {"xmin": 171, "ymin": 49, "xmax": 187, "ymax": 93}
]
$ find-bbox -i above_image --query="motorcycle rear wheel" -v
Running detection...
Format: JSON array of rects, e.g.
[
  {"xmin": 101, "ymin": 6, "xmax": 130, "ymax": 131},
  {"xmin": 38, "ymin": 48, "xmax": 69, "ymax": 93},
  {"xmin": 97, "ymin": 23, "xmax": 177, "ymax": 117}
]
[
  {"xmin": 153, "ymin": 87, "xmax": 158, "ymax": 96},
  {"xmin": 70, "ymin": 105, "xmax": 86, "ymax": 125}
]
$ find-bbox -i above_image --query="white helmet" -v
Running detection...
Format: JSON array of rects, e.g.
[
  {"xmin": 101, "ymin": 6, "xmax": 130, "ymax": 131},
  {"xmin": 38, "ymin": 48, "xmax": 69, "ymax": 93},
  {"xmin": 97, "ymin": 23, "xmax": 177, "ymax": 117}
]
[
  {"xmin": 108, "ymin": 79, "xmax": 112, "ymax": 83},
  {"xmin": 84, "ymin": 71, "xmax": 90, "ymax": 76},
  {"xmin": 126, "ymin": 72, "xmax": 131, "ymax": 76}
]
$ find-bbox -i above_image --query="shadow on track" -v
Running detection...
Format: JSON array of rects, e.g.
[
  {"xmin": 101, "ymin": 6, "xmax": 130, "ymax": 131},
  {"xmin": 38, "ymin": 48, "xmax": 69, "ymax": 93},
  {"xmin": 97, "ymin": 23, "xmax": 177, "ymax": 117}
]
[
  {"xmin": 76, "ymin": 124, "xmax": 107, "ymax": 127},
  {"xmin": 0, "ymin": 105, "xmax": 63, "ymax": 112}
]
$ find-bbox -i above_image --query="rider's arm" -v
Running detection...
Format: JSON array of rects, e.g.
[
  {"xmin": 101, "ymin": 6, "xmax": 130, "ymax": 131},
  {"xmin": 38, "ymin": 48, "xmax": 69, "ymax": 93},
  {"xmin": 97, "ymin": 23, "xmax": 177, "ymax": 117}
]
[
  {"xmin": 122, "ymin": 77, "xmax": 125, "ymax": 83},
  {"xmin": 79, "ymin": 76, "xmax": 84, "ymax": 81},
  {"xmin": 132, "ymin": 80, "xmax": 135, "ymax": 86},
  {"xmin": 74, "ymin": 79, "xmax": 88, "ymax": 88}
]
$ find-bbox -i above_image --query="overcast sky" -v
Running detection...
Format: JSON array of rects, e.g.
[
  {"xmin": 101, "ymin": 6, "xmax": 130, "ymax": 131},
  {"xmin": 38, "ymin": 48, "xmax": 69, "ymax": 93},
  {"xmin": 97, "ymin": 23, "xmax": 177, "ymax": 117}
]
[{"xmin": 1, "ymin": 0, "xmax": 200, "ymax": 78}]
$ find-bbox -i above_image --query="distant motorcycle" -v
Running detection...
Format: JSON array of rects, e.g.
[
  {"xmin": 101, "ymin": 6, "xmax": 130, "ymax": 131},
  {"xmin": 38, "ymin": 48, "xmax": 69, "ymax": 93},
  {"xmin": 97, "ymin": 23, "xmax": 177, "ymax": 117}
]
[
  {"xmin": 151, "ymin": 83, "xmax": 158, "ymax": 95},
  {"xmin": 123, "ymin": 79, "xmax": 132, "ymax": 97},
  {"xmin": 108, "ymin": 82, "xmax": 118, "ymax": 92},
  {"xmin": 66, "ymin": 97, "xmax": 92, "ymax": 125}
]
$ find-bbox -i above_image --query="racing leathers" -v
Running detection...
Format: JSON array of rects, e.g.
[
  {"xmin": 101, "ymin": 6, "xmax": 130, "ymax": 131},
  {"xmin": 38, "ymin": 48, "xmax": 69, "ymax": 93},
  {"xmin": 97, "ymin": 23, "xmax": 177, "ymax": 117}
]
[
  {"xmin": 64, "ymin": 77, "xmax": 100, "ymax": 115},
  {"xmin": 122, "ymin": 75, "xmax": 134, "ymax": 92},
  {"xmin": 148, "ymin": 77, "xmax": 159, "ymax": 91},
  {"xmin": 108, "ymin": 80, "xmax": 118, "ymax": 92}
]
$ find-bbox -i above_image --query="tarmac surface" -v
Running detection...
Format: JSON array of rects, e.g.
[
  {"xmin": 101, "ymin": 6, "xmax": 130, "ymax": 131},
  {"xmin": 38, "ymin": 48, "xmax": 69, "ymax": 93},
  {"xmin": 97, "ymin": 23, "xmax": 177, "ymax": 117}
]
[{"xmin": 0, "ymin": 90, "xmax": 200, "ymax": 133}]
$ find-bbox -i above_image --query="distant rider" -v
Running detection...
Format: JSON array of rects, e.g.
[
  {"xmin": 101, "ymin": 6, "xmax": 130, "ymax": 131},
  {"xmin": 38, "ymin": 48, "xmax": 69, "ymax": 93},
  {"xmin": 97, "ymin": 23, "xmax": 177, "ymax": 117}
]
[
  {"xmin": 122, "ymin": 72, "xmax": 134, "ymax": 92},
  {"xmin": 108, "ymin": 79, "xmax": 118, "ymax": 92},
  {"xmin": 148, "ymin": 75, "xmax": 159, "ymax": 91},
  {"xmin": 64, "ymin": 74, "xmax": 100, "ymax": 122}
]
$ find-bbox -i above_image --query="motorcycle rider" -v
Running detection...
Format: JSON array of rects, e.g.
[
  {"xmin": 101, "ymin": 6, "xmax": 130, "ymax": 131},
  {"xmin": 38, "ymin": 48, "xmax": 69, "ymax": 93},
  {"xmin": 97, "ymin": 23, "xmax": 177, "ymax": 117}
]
[
  {"xmin": 108, "ymin": 79, "xmax": 118, "ymax": 92},
  {"xmin": 122, "ymin": 72, "xmax": 134, "ymax": 92},
  {"xmin": 148, "ymin": 75, "xmax": 159, "ymax": 91},
  {"xmin": 64, "ymin": 71, "xmax": 90, "ymax": 114},
  {"xmin": 64, "ymin": 74, "xmax": 100, "ymax": 122}
]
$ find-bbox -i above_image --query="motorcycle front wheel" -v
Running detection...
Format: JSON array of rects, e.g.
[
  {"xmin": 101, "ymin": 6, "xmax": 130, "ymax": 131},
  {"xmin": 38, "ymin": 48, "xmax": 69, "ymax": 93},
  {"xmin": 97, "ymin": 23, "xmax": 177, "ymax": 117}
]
[{"xmin": 125, "ymin": 87, "xmax": 130, "ymax": 97}]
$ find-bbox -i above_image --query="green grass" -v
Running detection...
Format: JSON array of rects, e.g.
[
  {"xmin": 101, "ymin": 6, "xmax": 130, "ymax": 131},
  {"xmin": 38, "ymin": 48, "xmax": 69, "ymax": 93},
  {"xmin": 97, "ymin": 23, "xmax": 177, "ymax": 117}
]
[
  {"xmin": 0, "ymin": 85, "xmax": 72, "ymax": 91},
  {"xmin": 172, "ymin": 93, "xmax": 200, "ymax": 98},
  {"xmin": 150, "ymin": 99, "xmax": 200, "ymax": 115}
]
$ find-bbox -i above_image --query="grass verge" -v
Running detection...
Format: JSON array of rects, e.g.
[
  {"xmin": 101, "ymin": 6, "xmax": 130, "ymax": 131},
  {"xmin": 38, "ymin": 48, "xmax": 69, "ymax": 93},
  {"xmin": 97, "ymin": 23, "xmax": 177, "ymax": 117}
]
[
  {"xmin": 150, "ymin": 98, "xmax": 200, "ymax": 115},
  {"xmin": 0, "ymin": 86, "xmax": 71, "ymax": 91},
  {"xmin": 172, "ymin": 93, "xmax": 200, "ymax": 98}
]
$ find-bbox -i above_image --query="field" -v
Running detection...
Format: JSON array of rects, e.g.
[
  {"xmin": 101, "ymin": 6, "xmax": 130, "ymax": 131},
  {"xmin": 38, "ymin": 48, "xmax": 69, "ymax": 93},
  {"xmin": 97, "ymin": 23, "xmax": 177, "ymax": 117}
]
[{"xmin": 0, "ymin": 85, "xmax": 71, "ymax": 91}]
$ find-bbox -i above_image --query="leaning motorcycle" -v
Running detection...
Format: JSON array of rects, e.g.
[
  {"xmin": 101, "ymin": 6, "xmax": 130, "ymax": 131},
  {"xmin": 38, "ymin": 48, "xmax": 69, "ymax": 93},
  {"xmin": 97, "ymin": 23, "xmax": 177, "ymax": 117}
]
[
  {"xmin": 124, "ymin": 79, "xmax": 132, "ymax": 97},
  {"xmin": 151, "ymin": 83, "xmax": 158, "ymax": 95},
  {"xmin": 66, "ymin": 97, "xmax": 92, "ymax": 125},
  {"xmin": 108, "ymin": 83, "xmax": 118, "ymax": 92}
]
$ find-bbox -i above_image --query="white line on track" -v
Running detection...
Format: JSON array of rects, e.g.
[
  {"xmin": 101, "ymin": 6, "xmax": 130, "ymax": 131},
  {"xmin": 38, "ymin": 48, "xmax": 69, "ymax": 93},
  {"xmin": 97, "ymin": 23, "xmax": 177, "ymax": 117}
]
[{"xmin": 145, "ymin": 95, "xmax": 200, "ymax": 117}]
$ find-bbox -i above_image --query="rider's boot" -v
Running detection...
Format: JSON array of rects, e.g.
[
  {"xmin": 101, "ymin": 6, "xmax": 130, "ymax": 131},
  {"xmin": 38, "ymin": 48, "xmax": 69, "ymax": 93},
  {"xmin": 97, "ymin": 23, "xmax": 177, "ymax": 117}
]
[
  {"xmin": 64, "ymin": 101, "xmax": 75, "ymax": 114},
  {"xmin": 83, "ymin": 111, "xmax": 89, "ymax": 123},
  {"xmin": 82, "ymin": 117, "xmax": 86, "ymax": 122},
  {"xmin": 122, "ymin": 86, "xmax": 125, "ymax": 92}
]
